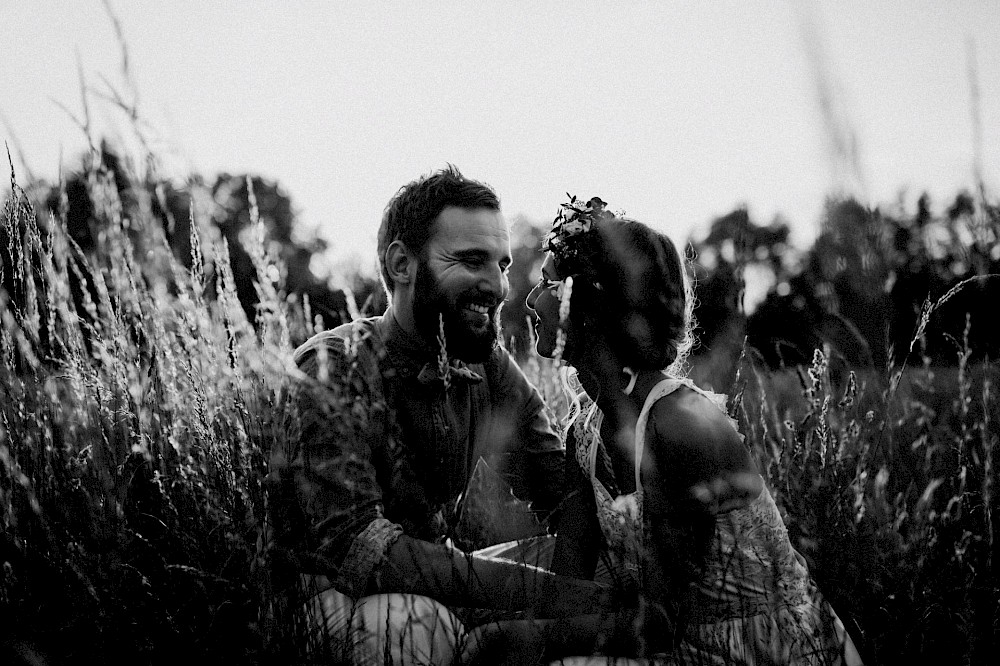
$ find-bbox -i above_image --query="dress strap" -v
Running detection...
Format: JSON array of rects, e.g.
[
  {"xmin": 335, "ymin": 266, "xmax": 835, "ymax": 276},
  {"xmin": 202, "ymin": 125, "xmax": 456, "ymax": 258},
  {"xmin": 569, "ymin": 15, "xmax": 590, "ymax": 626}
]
[
  {"xmin": 574, "ymin": 399, "xmax": 603, "ymax": 483},
  {"xmin": 633, "ymin": 376, "xmax": 686, "ymax": 492}
]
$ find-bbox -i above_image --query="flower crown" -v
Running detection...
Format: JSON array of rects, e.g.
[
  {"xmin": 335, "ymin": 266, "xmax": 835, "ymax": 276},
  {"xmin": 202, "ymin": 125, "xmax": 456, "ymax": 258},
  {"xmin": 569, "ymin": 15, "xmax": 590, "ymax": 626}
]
[{"xmin": 541, "ymin": 194, "xmax": 617, "ymax": 277}]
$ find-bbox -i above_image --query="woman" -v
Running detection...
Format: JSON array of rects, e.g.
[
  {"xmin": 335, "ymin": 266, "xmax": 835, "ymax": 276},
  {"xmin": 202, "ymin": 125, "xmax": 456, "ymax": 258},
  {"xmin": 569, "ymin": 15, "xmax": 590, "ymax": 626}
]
[{"xmin": 507, "ymin": 197, "xmax": 863, "ymax": 664}]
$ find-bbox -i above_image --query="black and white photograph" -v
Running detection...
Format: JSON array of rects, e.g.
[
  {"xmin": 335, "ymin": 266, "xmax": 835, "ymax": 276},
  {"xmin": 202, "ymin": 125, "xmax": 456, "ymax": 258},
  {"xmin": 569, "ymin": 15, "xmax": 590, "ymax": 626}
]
[{"xmin": 2, "ymin": 2, "xmax": 998, "ymax": 664}]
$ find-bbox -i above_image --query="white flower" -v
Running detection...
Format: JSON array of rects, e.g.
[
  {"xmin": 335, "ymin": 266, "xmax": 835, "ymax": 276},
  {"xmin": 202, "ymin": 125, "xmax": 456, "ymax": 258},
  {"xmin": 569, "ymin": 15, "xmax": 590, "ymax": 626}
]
[
  {"xmin": 557, "ymin": 276, "xmax": 574, "ymax": 325},
  {"xmin": 561, "ymin": 220, "xmax": 587, "ymax": 235},
  {"xmin": 611, "ymin": 493, "xmax": 641, "ymax": 521}
]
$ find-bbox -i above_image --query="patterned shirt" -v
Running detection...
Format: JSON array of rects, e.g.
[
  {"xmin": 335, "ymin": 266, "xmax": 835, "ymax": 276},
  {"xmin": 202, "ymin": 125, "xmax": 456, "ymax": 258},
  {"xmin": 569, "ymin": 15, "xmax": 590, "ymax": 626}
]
[{"xmin": 270, "ymin": 314, "xmax": 564, "ymax": 597}]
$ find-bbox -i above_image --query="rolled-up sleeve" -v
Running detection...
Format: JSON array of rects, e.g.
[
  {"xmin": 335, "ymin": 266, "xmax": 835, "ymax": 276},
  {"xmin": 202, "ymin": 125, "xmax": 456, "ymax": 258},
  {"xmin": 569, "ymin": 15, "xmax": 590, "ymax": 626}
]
[{"xmin": 281, "ymin": 330, "xmax": 404, "ymax": 597}]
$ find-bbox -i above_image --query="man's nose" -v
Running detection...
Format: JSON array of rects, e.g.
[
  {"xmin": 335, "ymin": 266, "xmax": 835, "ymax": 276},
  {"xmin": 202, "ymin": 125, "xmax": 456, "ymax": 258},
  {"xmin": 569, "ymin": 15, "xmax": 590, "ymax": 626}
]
[{"xmin": 481, "ymin": 264, "xmax": 507, "ymax": 299}]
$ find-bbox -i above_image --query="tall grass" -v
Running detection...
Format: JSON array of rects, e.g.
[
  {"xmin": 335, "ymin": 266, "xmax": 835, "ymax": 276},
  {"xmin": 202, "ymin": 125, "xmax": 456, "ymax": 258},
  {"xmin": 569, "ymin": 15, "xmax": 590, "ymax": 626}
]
[
  {"xmin": 731, "ymin": 336, "xmax": 998, "ymax": 662},
  {"xmin": 1, "ymin": 152, "xmax": 998, "ymax": 664},
  {"xmin": 0, "ymin": 160, "xmax": 328, "ymax": 663}
]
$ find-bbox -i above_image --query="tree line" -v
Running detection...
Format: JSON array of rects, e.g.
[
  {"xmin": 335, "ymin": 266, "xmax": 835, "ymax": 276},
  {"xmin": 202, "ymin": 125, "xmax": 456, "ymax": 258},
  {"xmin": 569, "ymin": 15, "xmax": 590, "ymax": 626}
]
[{"xmin": 4, "ymin": 142, "xmax": 997, "ymax": 380}]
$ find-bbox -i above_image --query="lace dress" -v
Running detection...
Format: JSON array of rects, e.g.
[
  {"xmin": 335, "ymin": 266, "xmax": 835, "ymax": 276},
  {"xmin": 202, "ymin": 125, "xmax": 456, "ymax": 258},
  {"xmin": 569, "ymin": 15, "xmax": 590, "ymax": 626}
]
[{"xmin": 572, "ymin": 376, "xmax": 861, "ymax": 665}]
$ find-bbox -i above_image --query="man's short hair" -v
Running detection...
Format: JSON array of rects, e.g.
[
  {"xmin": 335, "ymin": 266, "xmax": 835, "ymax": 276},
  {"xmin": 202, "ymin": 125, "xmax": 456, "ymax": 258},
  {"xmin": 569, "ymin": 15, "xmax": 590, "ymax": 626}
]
[{"xmin": 377, "ymin": 165, "xmax": 500, "ymax": 292}]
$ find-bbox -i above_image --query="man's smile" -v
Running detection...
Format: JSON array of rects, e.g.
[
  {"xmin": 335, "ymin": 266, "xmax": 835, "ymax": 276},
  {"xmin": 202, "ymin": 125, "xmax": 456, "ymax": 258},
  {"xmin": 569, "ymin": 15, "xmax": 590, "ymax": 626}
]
[{"xmin": 460, "ymin": 302, "xmax": 493, "ymax": 328}]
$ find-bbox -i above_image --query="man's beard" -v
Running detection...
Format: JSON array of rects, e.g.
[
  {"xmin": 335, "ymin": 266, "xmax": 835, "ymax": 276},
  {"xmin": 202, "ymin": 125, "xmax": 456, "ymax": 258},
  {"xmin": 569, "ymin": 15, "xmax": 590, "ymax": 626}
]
[{"xmin": 412, "ymin": 261, "xmax": 501, "ymax": 364}]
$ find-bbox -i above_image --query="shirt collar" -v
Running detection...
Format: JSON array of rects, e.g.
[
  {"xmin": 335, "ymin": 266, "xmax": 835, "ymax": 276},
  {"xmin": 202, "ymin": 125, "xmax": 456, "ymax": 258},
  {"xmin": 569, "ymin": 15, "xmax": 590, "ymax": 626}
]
[
  {"xmin": 374, "ymin": 310, "xmax": 486, "ymax": 385},
  {"xmin": 375, "ymin": 310, "xmax": 439, "ymax": 379}
]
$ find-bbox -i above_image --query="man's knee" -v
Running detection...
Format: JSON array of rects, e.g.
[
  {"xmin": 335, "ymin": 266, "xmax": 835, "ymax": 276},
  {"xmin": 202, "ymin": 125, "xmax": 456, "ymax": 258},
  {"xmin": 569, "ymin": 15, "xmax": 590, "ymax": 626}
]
[{"xmin": 312, "ymin": 590, "xmax": 465, "ymax": 665}]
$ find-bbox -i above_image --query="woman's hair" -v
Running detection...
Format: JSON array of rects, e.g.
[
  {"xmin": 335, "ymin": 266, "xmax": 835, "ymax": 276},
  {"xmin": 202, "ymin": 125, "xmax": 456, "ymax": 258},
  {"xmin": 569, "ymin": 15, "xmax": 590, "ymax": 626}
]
[{"xmin": 560, "ymin": 216, "xmax": 696, "ymax": 375}]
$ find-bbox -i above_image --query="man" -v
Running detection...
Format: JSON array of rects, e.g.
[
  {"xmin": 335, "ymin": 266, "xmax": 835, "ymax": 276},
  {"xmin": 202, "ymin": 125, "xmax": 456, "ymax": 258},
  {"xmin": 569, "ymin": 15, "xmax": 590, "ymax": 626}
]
[{"xmin": 272, "ymin": 166, "xmax": 600, "ymax": 664}]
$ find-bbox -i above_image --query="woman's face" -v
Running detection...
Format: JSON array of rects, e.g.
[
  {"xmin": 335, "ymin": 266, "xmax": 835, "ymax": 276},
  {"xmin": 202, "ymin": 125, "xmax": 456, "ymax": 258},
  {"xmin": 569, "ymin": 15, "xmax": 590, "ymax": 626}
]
[{"xmin": 525, "ymin": 254, "xmax": 565, "ymax": 358}]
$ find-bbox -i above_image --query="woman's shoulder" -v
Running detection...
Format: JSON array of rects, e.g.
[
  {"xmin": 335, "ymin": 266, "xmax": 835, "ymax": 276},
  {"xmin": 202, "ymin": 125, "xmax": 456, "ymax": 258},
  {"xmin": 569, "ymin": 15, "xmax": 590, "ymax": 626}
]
[
  {"xmin": 644, "ymin": 382, "xmax": 762, "ymax": 509},
  {"xmin": 645, "ymin": 382, "xmax": 749, "ymax": 469},
  {"xmin": 647, "ymin": 379, "xmax": 733, "ymax": 431}
]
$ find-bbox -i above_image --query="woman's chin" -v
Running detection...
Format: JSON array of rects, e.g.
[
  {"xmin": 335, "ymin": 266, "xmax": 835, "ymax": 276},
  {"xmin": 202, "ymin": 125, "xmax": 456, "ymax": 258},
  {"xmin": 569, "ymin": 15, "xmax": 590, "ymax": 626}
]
[{"xmin": 533, "ymin": 340, "xmax": 556, "ymax": 359}]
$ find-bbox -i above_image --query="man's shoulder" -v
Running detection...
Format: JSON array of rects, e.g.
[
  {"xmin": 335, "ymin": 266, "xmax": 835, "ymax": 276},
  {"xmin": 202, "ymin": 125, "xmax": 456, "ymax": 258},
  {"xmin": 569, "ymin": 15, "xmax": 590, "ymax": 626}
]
[{"xmin": 292, "ymin": 317, "xmax": 382, "ymax": 370}]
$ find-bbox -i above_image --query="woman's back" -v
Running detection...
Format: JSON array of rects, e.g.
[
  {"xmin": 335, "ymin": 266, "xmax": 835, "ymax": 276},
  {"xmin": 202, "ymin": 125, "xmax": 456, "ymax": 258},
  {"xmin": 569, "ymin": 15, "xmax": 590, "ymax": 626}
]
[{"xmin": 577, "ymin": 376, "xmax": 861, "ymax": 664}]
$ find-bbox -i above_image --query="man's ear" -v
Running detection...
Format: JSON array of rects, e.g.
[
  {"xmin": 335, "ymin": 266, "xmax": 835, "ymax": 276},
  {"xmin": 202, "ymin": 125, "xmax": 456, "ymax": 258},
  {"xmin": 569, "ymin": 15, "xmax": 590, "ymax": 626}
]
[{"xmin": 384, "ymin": 240, "xmax": 417, "ymax": 287}]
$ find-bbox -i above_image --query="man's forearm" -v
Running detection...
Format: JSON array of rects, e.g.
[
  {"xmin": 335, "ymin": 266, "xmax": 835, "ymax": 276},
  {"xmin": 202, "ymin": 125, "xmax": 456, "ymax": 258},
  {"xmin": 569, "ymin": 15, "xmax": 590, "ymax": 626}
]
[
  {"xmin": 376, "ymin": 535, "xmax": 607, "ymax": 615},
  {"xmin": 376, "ymin": 535, "xmax": 547, "ymax": 607}
]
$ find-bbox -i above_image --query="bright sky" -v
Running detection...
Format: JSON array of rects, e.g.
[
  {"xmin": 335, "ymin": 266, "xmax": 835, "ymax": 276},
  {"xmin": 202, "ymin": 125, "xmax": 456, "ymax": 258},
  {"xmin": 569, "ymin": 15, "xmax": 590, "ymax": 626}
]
[{"xmin": 3, "ymin": 1, "xmax": 999, "ymax": 278}]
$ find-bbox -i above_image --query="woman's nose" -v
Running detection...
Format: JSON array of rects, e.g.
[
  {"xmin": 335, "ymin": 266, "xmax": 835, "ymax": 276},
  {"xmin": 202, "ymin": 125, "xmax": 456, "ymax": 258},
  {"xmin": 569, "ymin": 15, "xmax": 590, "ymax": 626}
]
[{"xmin": 525, "ymin": 283, "xmax": 540, "ymax": 310}]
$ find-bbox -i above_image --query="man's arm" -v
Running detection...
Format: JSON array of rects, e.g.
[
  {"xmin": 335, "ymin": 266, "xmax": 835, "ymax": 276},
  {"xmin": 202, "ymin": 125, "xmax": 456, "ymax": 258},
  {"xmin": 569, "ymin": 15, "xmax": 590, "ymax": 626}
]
[
  {"xmin": 287, "ymin": 328, "xmax": 600, "ymax": 609},
  {"xmin": 282, "ymin": 328, "xmax": 399, "ymax": 597},
  {"xmin": 488, "ymin": 350, "xmax": 565, "ymax": 513},
  {"xmin": 290, "ymin": 365, "xmax": 601, "ymax": 608},
  {"xmin": 378, "ymin": 534, "xmax": 609, "ymax": 616}
]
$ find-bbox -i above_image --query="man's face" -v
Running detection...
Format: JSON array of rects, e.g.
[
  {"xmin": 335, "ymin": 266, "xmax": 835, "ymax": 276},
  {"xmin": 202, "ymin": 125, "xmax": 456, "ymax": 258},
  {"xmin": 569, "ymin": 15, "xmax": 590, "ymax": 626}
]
[{"xmin": 412, "ymin": 206, "xmax": 512, "ymax": 363}]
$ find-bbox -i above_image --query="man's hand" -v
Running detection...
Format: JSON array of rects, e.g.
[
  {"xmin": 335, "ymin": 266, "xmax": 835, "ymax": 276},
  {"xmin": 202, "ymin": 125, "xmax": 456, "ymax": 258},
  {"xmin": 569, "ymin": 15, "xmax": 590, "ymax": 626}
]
[
  {"xmin": 461, "ymin": 619, "xmax": 546, "ymax": 666},
  {"xmin": 462, "ymin": 615, "xmax": 607, "ymax": 665}
]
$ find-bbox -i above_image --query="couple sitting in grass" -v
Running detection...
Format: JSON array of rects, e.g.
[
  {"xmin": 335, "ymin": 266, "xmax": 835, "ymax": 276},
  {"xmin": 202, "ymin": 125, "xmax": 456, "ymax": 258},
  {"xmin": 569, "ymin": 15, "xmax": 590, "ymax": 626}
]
[{"xmin": 271, "ymin": 167, "xmax": 863, "ymax": 665}]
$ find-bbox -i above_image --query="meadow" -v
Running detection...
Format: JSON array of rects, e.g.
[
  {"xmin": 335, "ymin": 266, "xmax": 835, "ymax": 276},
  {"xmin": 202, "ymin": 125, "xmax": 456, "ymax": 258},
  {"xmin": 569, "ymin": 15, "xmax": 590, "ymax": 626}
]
[{"xmin": 1, "ymin": 154, "xmax": 998, "ymax": 665}]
